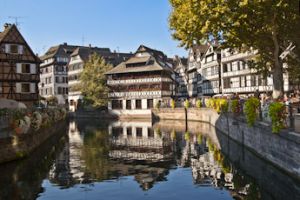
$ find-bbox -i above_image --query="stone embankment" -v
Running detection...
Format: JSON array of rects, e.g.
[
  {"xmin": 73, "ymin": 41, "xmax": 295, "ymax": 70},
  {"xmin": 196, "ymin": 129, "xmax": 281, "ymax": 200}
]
[
  {"xmin": 0, "ymin": 121, "xmax": 66, "ymax": 164},
  {"xmin": 152, "ymin": 108, "xmax": 300, "ymax": 179}
]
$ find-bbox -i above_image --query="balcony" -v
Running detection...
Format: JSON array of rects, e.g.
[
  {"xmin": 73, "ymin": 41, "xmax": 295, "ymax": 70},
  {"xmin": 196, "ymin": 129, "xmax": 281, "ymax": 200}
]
[
  {"xmin": 107, "ymin": 77, "xmax": 172, "ymax": 85},
  {"xmin": 108, "ymin": 90, "xmax": 172, "ymax": 98}
]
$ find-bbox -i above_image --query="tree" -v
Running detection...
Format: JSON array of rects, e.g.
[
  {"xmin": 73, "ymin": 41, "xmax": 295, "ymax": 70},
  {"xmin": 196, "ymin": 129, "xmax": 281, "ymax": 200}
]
[
  {"xmin": 79, "ymin": 53, "xmax": 113, "ymax": 107},
  {"xmin": 169, "ymin": 0, "xmax": 300, "ymax": 99}
]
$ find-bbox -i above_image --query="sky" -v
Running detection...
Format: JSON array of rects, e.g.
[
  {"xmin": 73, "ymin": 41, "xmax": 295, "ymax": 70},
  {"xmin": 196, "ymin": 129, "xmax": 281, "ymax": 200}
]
[{"xmin": 0, "ymin": 0, "xmax": 187, "ymax": 57}]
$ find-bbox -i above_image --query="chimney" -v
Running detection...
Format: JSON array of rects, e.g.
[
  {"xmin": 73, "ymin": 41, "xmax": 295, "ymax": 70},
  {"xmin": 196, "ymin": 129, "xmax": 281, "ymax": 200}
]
[
  {"xmin": 4, "ymin": 23, "xmax": 11, "ymax": 30},
  {"xmin": 63, "ymin": 42, "xmax": 67, "ymax": 46},
  {"xmin": 89, "ymin": 44, "xmax": 92, "ymax": 48}
]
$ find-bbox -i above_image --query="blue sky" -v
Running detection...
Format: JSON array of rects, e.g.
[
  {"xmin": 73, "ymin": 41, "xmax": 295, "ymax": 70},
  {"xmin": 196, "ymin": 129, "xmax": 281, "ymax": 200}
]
[{"xmin": 0, "ymin": 0, "xmax": 187, "ymax": 57}]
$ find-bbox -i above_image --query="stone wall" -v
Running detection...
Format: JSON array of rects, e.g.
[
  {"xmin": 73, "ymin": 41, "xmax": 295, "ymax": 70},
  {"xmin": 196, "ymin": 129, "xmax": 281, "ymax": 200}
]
[
  {"xmin": 0, "ymin": 121, "xmax": 67, "ymax": 164},
  {"xmin": 152, "ymin": 108, "xmax": 300, "ymax": 179}
]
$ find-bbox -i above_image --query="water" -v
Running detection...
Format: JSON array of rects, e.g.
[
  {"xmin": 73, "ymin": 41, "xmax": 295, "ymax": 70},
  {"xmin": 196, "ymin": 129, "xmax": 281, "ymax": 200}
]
[{"xmin": 1, "ymin": 119, "xmax": 300, "ymax": 200}]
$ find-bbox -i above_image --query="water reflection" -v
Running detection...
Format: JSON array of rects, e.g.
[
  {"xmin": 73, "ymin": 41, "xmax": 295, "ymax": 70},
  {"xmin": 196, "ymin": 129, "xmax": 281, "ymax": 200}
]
[{"xmin": 1, "ymin": 119, "xmax": 300, "ymax": 200}]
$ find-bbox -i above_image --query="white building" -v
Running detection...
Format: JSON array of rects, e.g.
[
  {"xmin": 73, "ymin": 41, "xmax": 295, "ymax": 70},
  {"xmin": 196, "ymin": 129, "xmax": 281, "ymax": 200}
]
[
  {"xmin": 39, "ymin": 43, "xmax": 78, "ymax": 105},
  {"xmin": 105, "ymin": 45, "xmax": 176, "ymax": 118}
]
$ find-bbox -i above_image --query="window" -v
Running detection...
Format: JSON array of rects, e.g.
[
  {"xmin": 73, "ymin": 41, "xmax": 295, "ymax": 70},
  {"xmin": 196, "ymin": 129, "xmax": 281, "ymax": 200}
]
[
  {"xmin": 112, "ymin": 100, "xmax": 122, "ymax": 109},
  {"xmin": 21, "ymin": 64, "xmax": 31, "ymax": 73},
  {"xmin": 148, "ymin": 128, "xmax": 154, "ymax": 137},
  {"xmin": 223, "ymin": 64, "xmax": 228, "ymax": 73},
  {"xmin": 10, "ymin": 45, "xmax": 18, "ymax": 54},
  {"xmin": 21, "ymin": 83, "xmax": 30, "ymax": 93},
  {"xmin": 112, "ymin": 127, "xmax": 123, "ymax": 137},
  {"xmin": 136, "ymin": 127, "xmax": 143, "ymax": 137},
  {"xmin": 223, "ymin": 78, "xmax": 230, "ymax": 89},
  {"xmin": 127, "ymin": 127, "xmax": 132, "ymax": 137},
  {"xmin": 240, "ymin": 76, "xmax": 246, "ymax": 87},
  {"xmin": 147, "ymin": 99, "xmax": 153, "ymax": 109},
  {"xmin": 231, "ymin": 77, "xmax": 240, "ymax": 88},
  {"xmin": 55, "ymin": 77, "xmax": 59, "ymax": 83},
  {"xmin": 0, "ymin": 83, "xmax": 2, "ymax": 93},
  {"xmin": 126, "ymin": 100, "xmax": 131, "ymax": 109},
  {"xmin": 136, "ymin": 99, "xmax": 142, "ymax": 109}
]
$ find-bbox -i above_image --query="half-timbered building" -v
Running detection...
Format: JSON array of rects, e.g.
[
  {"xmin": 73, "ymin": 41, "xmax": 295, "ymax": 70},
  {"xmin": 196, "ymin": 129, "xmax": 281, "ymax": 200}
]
[
  {"xmin": 105, "ymin": 45, "xmax": 175, "ymax": 118},
  {"xmin": 0, "ymin": 23, "xmax": 40, "ymax": 107}
]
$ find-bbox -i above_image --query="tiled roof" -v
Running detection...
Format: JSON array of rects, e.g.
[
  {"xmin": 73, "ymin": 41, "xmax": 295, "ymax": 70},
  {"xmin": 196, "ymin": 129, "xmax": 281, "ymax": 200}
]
[{"xmin": 105, "ymin": 45, "xmax": 173, "ymax": 75}]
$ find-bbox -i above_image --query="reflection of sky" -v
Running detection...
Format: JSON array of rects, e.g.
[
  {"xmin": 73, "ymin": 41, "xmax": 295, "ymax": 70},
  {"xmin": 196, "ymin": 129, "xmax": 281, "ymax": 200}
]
[{"xmin": 39, "ymin": 168, "xmax": 233, "ymax": 200}]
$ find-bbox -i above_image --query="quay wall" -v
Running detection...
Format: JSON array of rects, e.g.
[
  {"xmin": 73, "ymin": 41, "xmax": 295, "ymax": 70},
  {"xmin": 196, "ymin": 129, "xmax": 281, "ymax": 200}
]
[
  {"xmin": 0, "ymin": 121, "xmax": 67, "ymax": 164},
  {"xmin": 152, "ymin": 108, "xmax": 300, "ymax": 179}
]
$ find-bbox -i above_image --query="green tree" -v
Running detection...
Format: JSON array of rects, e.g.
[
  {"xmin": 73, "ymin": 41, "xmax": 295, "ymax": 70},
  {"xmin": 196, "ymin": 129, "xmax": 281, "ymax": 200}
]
[
  {"xmin": 169, "ymin": 0, "xmax": 300, "ymax": 99},
  {"xmin": 79, "ymin": 53, "xmax": 113, "ymax": 107}
]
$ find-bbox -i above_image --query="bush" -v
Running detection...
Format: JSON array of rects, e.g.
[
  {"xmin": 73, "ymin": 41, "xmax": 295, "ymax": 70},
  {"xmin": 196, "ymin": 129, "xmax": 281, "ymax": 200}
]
[
  {"xmin": 206, "ymin": 98, "xmax": 228, "ymax": 113},
  {"xmin": 196, "ymin": 99, "xmax": 202, "ymax": 108},
  {"xmin": 269, "ymin": 102, "xmax": 286, "ymax": 133},
  {"xmin": 170, "ymin": 99, "xmax": 176, "ymax": 109},
  {"xmin": 184, "ymin": 99, "xmax": 190, "ymax": 109},
  {"xmin": 244, "ymin": 97, "xmax": 260, "ymax": 126},
  {"xmin": 231, "ymin": 99, "xmax": 240, "ymax": 115},
  {"xmin": 155, "ymin": 101, "xmax": 161, "ymax": 109}
]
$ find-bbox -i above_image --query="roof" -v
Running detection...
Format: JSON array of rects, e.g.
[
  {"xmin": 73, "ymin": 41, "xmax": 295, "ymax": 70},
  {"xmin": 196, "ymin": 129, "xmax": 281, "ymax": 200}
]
[
  {"xmin": 0, "ymin": 24, "xmax": 11, "ymax": 43},
  {"xmin": 0, "ymin": 23, "xmax": 40, "ymax": 63},
  {"xmin": 40, "ymin": 44, "xmax": 80, "ymax": 60},
  {"xmin": 105, "ymin": 45, "xmax": 173, "ymax": 75},
  {"xmin": 126, "ymin": 56, "xmax": 150, "ymax": 64},
  {"xmin": 105, "ymin": 60, "xmax": 171, "ymax": 74}
]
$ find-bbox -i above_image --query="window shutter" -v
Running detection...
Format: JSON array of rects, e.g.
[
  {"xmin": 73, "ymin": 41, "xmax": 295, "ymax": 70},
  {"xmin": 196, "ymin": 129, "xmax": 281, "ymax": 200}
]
[
  {"xmin": 30, "ymin": 64, "xmax": 36, "ymax": 74},
  {"xmin": 5, "ymin": 44, "xmax": 10, "ymax": 53},
  {"xmin": 30, "ymin": 83, "xmax": 36, "ymax": 93},
  {"xmin": 16, "ymin": 63, "xmax": 22, "ymax": 73},
  {"xmin": 18, "ymin": 45, "xmax": 23, "ymax": 54},
  {"xmin": 16, "ymin": 83, "xmax": 21, "ymax": 93}
]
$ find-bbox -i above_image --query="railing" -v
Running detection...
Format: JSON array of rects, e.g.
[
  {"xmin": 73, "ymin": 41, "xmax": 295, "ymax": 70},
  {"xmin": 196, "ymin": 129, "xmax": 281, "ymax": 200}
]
[{"xmin": 107, "ymin": 77, "xmax": 172, "ymax": 85}]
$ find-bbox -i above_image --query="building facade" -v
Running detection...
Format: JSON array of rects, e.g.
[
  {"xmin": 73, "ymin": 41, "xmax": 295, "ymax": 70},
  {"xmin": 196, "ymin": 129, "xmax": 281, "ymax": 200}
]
[
  {"xmin": 0, "ymin": 23, "xmax": 40, "ymax": 107},
  {"xmin": 68, "ymin": 46, "xmax": 132, "ymax": 111},
  {"xmin": 39, "ymin": 43, "xmax": 78, "ymax": 104},
  {"xmin": 106, "ymin": 45, "xmax": 175, "ymax": 117}
]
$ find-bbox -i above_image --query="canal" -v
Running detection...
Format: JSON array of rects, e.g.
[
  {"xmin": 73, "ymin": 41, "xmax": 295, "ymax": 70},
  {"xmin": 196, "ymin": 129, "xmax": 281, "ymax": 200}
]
[{"xmin": 0, "ymin": 119, "xmax": 300, "ymax": 200}]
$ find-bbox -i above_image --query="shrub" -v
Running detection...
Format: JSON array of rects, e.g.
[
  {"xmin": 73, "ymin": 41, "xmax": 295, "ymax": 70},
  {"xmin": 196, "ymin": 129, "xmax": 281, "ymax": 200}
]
[
  {"xmin": 184, "ymin": 131, "xmax": 190, "ymax": 142},
  {"xmin": 155, "ymin": 101, "xmax": 161, "ymax": 109},
  {"xmin": 231, "ymin": 99, "xmax": 240, "ymax": 115},
  {"xmin": 219, "ymin": 99, "xmax": 228, "ymax": 113},
  {"xmin": 206, "ymin": 98, "xmax": 228, "ymax": 113},
  {"xmin": 196, "ymin": 99, "xmax": 202, "ymax": 108},
  {"xmin": 269, "ymin": 102, "xmax": 286, "ymax": 133},
  {"xmin": 184, "ymin": 99, "xmax": 190, "ymax": 109},
  {"xmin": 31, "ymin": 111, "xmax": 42, "ymax": 131},
  {"xmin": 244, "ymin": 97, "xmax": 260, "ymax": 126},
  {"xmin": 170, "ymin": 99, "xmax": 176, "ymax": 109}
]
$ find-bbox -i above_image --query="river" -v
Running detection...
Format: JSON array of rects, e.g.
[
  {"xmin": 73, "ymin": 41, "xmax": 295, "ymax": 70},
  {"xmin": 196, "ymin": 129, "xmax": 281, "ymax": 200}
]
[{"xmin": 0, "ymin": 119, "xmax": 299, "ymax": 200}]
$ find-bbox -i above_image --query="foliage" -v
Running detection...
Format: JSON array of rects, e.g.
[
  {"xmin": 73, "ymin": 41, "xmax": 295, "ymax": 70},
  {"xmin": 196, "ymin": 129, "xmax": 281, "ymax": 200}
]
[
  {"xmin": 79, "ymin": 53, "xmax": 113, "ymax": 107},
  {"xmin": 169, "ymin": 0, "xmax": 300, "ymax": 99},
  {"xmin": 46, "ymin": 96, "xmax": 58, "ymax": 106},
  {"xmin": 155, "ymin": 101, "xmax": 161, "ymax": 109},
  {"xmin": 269, "ymin": 102, "xmax": 286, "ymax": 133},
  {"xmin": 196, "ymin": 99, "xmax": 202, "ymax": 108},
  {"xmin": 31, "ymin": 111, "xmax": 42, "ymax": 131},
  {"xmin": 206, "ymin": 98, "xmax": 228, "ymax": 113},
  {"xmin": 244, "ymin": 97, "xmax": 260, "ymax": 127},
  {"xmin": 170, "ymin": 99, "xmax": 176, "ymax": 109},
  {"xmin": 184, "ymin": 131, "xmax": 190, "ymax": 142},
  {"xmin": 231, "ymin": 99, "xmax": 240, "ymax": 115},
  {"xmin": 171, "ymin": 129, "xmax": 176, "ymax": 141},
  {"xmin": 184, "ymin": 99, "xmax": 190, "ymax": 109}
]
